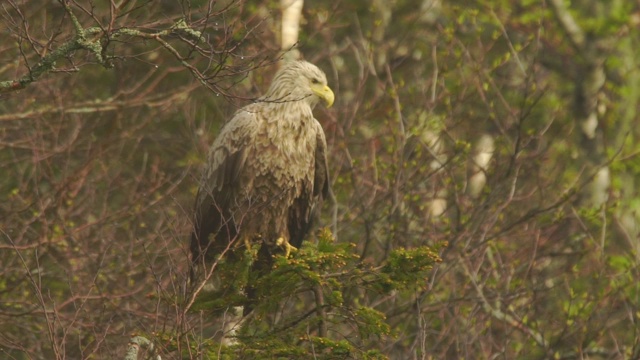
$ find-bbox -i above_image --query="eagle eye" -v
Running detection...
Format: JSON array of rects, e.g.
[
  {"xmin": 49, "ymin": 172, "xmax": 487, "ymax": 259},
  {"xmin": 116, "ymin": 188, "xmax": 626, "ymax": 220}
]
[{"xmin": 311, "ymin": 78, "xmax": 320, "ymax": 84}]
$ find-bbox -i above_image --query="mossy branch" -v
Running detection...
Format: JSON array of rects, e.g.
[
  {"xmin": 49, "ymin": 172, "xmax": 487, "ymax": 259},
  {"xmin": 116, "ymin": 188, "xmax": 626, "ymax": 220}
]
[
  {"xmin": 0, "ymin": 6, "xmax": 202, "ymax": 94},
  {"xmin": 124, "ymin": 336, "xmax": 160, "ymax": 360}
]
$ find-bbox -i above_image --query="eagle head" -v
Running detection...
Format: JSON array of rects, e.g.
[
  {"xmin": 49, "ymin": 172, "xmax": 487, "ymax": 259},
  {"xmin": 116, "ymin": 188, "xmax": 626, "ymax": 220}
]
[{"xmin": 266, "ymin": 60, "xmax": 335, "ymax": 108}]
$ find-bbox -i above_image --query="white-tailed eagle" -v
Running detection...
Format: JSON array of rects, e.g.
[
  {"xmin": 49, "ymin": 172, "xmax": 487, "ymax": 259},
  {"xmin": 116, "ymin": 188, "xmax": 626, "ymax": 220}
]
[{"xmin": 190, "ymin": 60, "xmax": 333, "ymax": 314}]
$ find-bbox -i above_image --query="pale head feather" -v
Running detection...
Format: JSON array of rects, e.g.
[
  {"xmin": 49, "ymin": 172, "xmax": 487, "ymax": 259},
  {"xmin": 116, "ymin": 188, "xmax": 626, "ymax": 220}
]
[{"xmin": 261, "ymin": 61, "xmax": 331, "ymax": 109}]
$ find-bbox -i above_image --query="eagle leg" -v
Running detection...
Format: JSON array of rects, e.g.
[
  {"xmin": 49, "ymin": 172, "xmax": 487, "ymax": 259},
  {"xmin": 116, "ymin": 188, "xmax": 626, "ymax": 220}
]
[
  {"xmin": 275, "ymin": 237, "xmax": 297, "ymax": 257},
  {"xmin": 237, "ymin": 235, "xmax": 252, "ymax": 252}
]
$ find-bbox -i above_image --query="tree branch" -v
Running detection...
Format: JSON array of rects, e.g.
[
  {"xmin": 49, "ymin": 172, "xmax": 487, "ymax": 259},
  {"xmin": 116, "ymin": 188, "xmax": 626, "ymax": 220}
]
[
  {"xmin": 0, "ymin": 14, "xmax": 202, "ymax": 94},
  {"xmin": 0, "ymin": 87, "xmax": 195, "ymax": 121},
  {"xmin": 547, "ymin": 0, "xmax": 585, "ymax": 52}
]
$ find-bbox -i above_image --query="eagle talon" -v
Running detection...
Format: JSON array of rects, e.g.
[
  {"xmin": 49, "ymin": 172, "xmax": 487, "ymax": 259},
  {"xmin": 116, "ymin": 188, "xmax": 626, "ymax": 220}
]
[{"xmin": 275, "ymin": 237, "xmax": 297, "ymax": 257}]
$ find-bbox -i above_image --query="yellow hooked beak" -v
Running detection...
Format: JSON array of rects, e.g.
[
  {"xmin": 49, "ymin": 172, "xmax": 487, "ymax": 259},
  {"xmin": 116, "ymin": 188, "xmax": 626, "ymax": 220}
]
[{"xmin": 311, "ymin": 84, "xmax": 335, "ymax": 108}]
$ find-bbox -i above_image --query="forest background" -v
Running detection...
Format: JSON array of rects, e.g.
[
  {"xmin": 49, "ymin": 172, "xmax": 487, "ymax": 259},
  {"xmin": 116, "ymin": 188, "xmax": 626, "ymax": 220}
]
[{"xmin": 1, "ymin": 0, "xmax": 640, "ymax": 359}]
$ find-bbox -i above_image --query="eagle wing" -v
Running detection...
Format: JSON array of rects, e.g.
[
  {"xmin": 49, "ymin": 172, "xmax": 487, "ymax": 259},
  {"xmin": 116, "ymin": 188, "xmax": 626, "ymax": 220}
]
[
  {"xmin": 191, "ymin": 110, "xmax": 258, "ymax": 264},
  {"xmin": 288, "ymin": 119, "xmax": 329, "ymax": 249}
]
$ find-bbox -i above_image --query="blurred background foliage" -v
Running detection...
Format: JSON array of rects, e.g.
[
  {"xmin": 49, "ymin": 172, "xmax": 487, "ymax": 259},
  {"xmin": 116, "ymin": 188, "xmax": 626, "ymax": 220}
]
[{"xmin": 1, "ymin": 0, "xmax": 640, "ymax": 358}]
